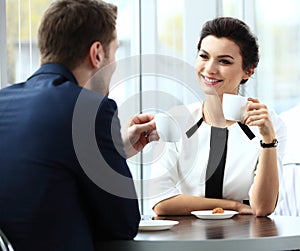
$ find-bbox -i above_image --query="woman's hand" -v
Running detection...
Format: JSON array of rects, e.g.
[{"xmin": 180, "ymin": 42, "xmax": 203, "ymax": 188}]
[
  {"xmin": 236, "ymin": 202, "xmax": 253, "ymax": 215},
  {"xmin": 242, "ymin": 97, "xmax": 276, "ymax": 142}
]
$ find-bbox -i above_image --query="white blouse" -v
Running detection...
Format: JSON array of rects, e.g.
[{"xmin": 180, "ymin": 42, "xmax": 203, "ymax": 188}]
[{"xmin": 149, "ymin": 102, "xmax": 287, "ymax": 209}]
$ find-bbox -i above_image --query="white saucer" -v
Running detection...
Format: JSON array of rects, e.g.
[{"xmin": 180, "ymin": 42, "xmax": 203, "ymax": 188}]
[
  {"xmin": 191, "ymin": 210, "xmax": 238, "ymax": 220},
  {"xmin": 139, "ymin": 220, "xmax": 179, "ymax": 231}
]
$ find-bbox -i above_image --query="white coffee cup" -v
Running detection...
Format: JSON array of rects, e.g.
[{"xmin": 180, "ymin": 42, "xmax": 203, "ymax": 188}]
[
  {"xmin": 155, "ymin": 113, "xmax": 181, "ymax": 142},
  {"xmin": 222, "ymin": 93, "xmax": 248, "ymax": 121}
]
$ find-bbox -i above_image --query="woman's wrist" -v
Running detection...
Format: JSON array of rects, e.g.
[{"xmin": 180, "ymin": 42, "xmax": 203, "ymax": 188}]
[{"xmin": 260, "ymin": 138, "xmax": 278, "ymax": 148}]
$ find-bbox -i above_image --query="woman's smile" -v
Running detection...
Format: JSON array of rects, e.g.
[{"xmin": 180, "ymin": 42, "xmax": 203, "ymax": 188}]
[{"xmin": 201, "ymin": 74, "xmax": 222, "ymax": 86}]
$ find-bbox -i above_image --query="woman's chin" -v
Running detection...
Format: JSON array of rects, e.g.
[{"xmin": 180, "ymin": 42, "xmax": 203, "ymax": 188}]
[{"xmin": 200, "ymin": 84, "xmax": 220, "ymax": 96}]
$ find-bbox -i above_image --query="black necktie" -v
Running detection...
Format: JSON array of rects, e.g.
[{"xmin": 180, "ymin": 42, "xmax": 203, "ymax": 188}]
[{"xmin": 205, "ymin": 126, "xmax": 228, "ymax": 199}]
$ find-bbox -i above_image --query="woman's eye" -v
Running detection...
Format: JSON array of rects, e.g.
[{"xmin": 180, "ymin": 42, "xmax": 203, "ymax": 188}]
[
  {"xmin": 220, "ymin": 59, "xmax": 232, "ymax": 65},
  {"xmin": 199, "ymin": 54, "xmax": 208, "ymax": 60}
]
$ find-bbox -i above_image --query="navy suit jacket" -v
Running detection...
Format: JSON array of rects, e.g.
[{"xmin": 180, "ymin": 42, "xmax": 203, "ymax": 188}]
[{"xmin": 0, "ymin": 64, "xmax": 140, "ymax": 251}]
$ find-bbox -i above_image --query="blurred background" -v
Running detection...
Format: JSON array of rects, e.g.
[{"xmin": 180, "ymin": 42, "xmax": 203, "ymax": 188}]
[{"xmin": 1, "ymin": 0, "xmax": 300, "ymax": 215}]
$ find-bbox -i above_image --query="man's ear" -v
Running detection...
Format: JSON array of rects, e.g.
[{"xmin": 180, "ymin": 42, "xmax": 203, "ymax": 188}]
[{"xmin": 89, "ymin": 41, "xmax": 104, "ymax": 69}]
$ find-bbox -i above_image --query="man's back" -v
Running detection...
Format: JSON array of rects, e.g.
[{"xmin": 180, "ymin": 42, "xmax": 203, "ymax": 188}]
[{"xmin": 0, "ymin": 64, "xmax": 140, "ymax": 251}]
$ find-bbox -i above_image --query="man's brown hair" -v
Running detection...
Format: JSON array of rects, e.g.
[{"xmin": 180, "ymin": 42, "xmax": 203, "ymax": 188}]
[{"xmin": 38, "ymin": 0, "xmax": 117, "ymax": 70}]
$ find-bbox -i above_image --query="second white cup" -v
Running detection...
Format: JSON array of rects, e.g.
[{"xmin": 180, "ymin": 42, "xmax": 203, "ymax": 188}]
[
  {"xmin": 222, "ymin": 93, "xmax": 248, "ymax": 121},
  {"xmin": 155, "ymin": 113, "xmax": 181, "ymax": 142}
]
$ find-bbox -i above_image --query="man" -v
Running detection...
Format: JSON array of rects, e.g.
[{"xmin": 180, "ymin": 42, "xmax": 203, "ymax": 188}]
[{"xmin": 0, "ymin": 0, "xmax": 158, "ymax": 250}]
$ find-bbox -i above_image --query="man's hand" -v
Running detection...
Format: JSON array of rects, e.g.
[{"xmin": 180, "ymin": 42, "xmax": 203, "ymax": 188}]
[{"xmin": 123, "ymin": 114, "xmax": 159, "ymax": 158}]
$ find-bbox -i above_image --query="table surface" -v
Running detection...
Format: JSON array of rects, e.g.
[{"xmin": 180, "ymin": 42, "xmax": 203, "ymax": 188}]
[{"xmin": 96, "ymin": 214, "xmax": 300, "ymax": 251}]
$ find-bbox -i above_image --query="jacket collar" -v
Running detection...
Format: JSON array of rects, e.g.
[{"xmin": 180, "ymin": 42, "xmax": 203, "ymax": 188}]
[{"xmin": 27, "ymin": 63, "xmax": 78, "ymax": 85}]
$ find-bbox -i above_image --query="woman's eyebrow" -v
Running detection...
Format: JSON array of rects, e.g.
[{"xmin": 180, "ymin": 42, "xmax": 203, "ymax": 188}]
[
  {"xmin": 218, "ymin": 54, "xmax": 234, "ymax": 60},
  {"xmin": 200, "ymin": 49, "xmax": 208, "ymax": 54},
  {"xmin": 200, "ymin": 49, "xmax": 234, "ymax": 60}
]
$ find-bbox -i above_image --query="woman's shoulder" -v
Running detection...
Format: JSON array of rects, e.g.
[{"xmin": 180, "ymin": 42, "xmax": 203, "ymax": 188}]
[
  {"xmin": 269, "ymin": 108, "xmax": 286, "ymax": 130},
  {"xmin": 168, "ymin": 102, "xmax": 202, "ymax": 118}
]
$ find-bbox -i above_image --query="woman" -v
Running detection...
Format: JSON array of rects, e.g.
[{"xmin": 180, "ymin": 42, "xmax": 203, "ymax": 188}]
[{"xmin": 150, "ymin": 17, "xmax": 286, "ymax": 217}]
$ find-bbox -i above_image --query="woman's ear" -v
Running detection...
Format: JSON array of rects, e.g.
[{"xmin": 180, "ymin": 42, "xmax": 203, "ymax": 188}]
[
  {"xmin": 242, "ymin": 67, "xmax": 254, "ymax": 81},
  {"xmin": 89, "ymin": 41, "xmax": 104, "ymax": 69}
]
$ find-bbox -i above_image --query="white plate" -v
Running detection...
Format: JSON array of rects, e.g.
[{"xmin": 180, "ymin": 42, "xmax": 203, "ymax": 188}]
[
  {"xmin": 191, "ymin": 210, "xmax": 238, "ymax": 220},
  {"xmin": 139, "ymin": 220, "xmax": 179, "ymax": 231}
]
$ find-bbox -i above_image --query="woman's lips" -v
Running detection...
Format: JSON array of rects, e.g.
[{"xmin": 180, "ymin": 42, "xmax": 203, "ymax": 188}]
[{"xmin": 202, "ymin": 75, "xmax": 222, "ymax": 86}]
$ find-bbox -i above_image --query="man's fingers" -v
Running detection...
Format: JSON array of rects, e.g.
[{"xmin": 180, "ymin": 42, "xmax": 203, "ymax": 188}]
[
  {"xmin": 131, "ymin": 114, "xmax": 155, "ymax": 125},
  {"xmin": 148, "ymin": 131, "xmax": 160, "ymax": 142},
  {"xmin": 133, "ymin": 120, "xmax": 156, "ymax": 134}
]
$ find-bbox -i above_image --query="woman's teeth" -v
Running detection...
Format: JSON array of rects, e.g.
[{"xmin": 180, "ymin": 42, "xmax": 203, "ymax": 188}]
[{"xmin": 203, "ymin": 76, "xmax": 220, "ymax": 85}]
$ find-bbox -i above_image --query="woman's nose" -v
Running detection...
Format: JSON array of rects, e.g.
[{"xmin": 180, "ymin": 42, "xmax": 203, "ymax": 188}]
[{"xmin": 204, "ymin": 60, "xmax": 218, "ymax": 74}]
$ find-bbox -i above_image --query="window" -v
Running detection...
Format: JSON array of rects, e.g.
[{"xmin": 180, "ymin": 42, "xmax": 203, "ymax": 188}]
[
  {"xmin": 255, "ymin": 0, "xmax": 300, "ymax": 113},
  {"xmin": 0, "ymin": 0, "xmax": 7, "ymax": 88},
  {"xmin": 5, "ymin": 0, "xmax": 52, "ymax": 85},
  {"xmin": 2, "ymin": 0, "xmax": 300, "ymax": 215}
]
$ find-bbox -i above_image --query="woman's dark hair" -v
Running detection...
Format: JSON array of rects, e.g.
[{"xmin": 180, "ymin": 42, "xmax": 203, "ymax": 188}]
[{"xmin": 197, "ymin": 17, "xmax": 259, "ymax": 84}]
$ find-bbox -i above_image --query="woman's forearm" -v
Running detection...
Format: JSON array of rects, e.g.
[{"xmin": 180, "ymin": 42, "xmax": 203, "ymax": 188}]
[
  {"xmin": 250, "ymin": 148, "xmax": 279, "ymax": 216},
  {"xmin": 153, "ymin": 194, "xmax": 252, "ymax": 216}
]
